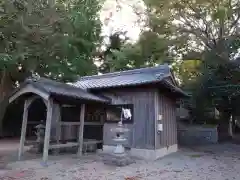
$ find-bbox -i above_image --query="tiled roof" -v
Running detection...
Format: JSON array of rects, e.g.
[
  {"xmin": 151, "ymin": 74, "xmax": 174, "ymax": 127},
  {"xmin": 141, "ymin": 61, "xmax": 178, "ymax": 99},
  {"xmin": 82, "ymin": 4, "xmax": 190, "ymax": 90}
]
[
  {"xmin": 72, "ymin": 64, "xmax": 189, "ymax": 97},
  {"xmin": 73, "ymin": 64, "xmax": 171, "ymax": 89},
  {"xmin": 21, "ymin": 77, "xmax": 109, "ymax": 103}
]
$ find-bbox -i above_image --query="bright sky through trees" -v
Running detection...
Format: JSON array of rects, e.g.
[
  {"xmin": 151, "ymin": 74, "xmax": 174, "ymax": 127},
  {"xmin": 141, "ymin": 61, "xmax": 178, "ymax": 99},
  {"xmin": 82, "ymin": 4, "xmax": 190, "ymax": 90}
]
[{"xmin": 100, "ymin": 0, "xmax": 146, "ymax": 42}]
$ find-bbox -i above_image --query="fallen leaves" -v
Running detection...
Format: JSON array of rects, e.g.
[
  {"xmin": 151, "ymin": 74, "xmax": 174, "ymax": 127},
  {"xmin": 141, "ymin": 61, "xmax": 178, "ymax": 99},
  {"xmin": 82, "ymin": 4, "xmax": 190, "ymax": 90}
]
[
  {"xmin": 40, "ymin": 178, "xmax": 50, "ymax": 180},
  {"xmin": 125, "ymin": 176, "xmax": 140, "ymax": 180}
]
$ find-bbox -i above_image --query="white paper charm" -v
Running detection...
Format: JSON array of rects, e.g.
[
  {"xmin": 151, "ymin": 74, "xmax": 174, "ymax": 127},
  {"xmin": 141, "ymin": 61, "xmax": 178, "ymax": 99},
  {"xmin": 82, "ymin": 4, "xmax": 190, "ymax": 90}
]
[{"xmin": 122, "ymin": 108, "xmax": 132, "ymax": 119}]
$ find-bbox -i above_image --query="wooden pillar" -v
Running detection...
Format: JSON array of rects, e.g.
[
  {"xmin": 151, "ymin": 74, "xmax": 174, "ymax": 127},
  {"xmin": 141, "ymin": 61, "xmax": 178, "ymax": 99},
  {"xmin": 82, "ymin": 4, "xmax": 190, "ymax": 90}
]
[
  {"xmin": 55, "ymin": 104, "xmax": 61, "ymax": 144},
  {"xmin": 77, "ymin": 104, "xmax": 85, "ymax": 156},
  {"xmin": 43, "ymin": 98, "xmax": 54, "ymax": 163},
  {"xmin": 18, "ymin": 100, "xmax": 30, "ymax": 160},
  {"xmin": 54, "ymin": 103, "xmax": 61, "ymax": 154},
  {"xmin": 18, "ymin": 96, "xmax": 47, "ymax": 160}
]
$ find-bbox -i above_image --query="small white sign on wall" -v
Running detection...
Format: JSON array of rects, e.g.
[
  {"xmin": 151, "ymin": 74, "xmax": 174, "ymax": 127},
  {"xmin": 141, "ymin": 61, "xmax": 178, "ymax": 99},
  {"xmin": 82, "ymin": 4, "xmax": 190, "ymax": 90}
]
[
  {"xmin": 157, "ymin": 123, "xmax": 163, "ymax": 132},
  {"xmin": 158, "ymin": 115, "xmax": 162, "ymax": 120}
]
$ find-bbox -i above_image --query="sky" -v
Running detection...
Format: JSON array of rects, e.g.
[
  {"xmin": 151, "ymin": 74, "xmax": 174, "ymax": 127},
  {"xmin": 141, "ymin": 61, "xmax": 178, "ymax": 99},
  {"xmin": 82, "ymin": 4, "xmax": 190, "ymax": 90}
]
[{"xmin": 100, "ymin": 0, "xmax": 146, "ymax": 43}]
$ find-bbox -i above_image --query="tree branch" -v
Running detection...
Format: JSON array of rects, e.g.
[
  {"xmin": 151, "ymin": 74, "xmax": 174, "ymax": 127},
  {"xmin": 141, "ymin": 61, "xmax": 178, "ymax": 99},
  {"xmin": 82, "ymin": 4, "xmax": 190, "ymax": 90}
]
[
  {"xmin": 177, "ymin": 13, "xmax": 213, "ymax": 50},
  {"xmin": 188, "ymin": 5, "xmax": 217, "ymax": 46},
  {"xmin": 218, "ymin": 18, "xmax": 224, "ymax": 40},
  {"xmin": 229, "ymin": 13, "xmax": 240, "ymax": 35}
]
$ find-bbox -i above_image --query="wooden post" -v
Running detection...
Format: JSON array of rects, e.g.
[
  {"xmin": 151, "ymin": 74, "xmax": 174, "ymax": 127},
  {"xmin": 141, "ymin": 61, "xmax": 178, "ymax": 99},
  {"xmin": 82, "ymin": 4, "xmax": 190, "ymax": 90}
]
[
  {"xmin": 18, "ymin": 100, "xmax": 30, "ymax": 160},
  {"xmin": 43, "ymin": 99, "xmax": 53, "ymax": 163},
  {"xmin": 55, "ymin": 103, "xmax": 61, "ymax": 154},
  {"xmin": 56, "ymin": 104, "xmax": 61, "ymax": 143},
  {"xmin": 18, "ymin": 96, "xmax": 47, "ymax": 160},
  {"xmin": 154, "ymin": 91, "xmax": 159, "ymax": 150},
  {"xmin": 77, "ymin": 104, "xmax": 85, "ymax": 156}
]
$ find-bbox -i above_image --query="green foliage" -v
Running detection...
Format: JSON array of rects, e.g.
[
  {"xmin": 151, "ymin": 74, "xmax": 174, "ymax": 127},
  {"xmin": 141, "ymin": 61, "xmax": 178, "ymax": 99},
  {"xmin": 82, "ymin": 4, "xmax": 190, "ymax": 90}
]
[
  {"xmin": 144, "ymin": 0, "xmax": 240, "ymax": 123},
  {"xmin": 144, "ymin": 0, "xmax": 240, "ymax": 61},
  {"xmin": 172, "ymin": 59, "xmax": 202, "ymax": 89},
  {"xmin": 99, "ymin": 30, "xmax": 172, "ymax": 73},
  {"xmin": 98, "ymin": 32, "xmax": 128, "ymax": 73},
  {"xmin": 0, "ymin": 0, "xmax": 104, "ymax": 132},
  {"xmin": 0, "ymin": 0, "xmax": 103, "ymax": 83}
]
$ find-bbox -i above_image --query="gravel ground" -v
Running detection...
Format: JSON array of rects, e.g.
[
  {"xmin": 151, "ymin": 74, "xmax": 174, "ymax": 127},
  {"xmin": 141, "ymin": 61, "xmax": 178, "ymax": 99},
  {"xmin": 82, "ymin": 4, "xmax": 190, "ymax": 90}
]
[{"xmin": 0, "ymin": 143, "xmax": 240, "ymax": 180}]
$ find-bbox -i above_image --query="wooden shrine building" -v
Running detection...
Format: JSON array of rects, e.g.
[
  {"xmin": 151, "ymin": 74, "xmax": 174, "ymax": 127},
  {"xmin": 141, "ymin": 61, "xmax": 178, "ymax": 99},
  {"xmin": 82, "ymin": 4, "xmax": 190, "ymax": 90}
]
[{"xmin": 7, "ymin": 64, "xmax": 188, "ymax": 162}]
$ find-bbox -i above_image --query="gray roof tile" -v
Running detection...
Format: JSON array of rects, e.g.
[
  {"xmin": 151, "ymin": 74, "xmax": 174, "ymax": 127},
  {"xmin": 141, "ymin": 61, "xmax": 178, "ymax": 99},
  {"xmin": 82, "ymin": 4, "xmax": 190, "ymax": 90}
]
[
  {"xmin": 73, "ymin": 64, "xmax": 171, "ymax": 89},
  {"xmin": 71, "ymin": 64, "xmax": 189, "ymax": 97}
]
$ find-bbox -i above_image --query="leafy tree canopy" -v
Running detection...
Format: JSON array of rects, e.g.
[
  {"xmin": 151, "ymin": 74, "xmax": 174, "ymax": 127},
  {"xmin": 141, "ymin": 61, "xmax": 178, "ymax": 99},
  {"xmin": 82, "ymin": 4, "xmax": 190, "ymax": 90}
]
[
  {"xmin": 98, "ymin": 30, "xmax": 172, "ymax": 73},
  {"xmin": 143, "ymin": 0, "xmax": 240, "ymax": 123},
  {"xmin": 0, "ymin": 0, "xmax": 102, "ymax": 86},
  {"xmin": 0, "ymin": 0, "xmax": 103, "ymax": 128},
  {"xmin": 144, "ymin": 0, "xmax": 240, "ymax": 60}
]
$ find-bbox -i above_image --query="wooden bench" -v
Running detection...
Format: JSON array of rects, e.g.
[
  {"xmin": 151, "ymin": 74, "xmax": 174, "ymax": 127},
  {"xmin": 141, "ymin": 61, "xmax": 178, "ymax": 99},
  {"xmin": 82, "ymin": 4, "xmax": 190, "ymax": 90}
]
[
  {"xmin": 83, "ymin": 139, "xmax": 102, "ymax": 153},
  {"xmin": 49, "ymin": 142, "xmax": 78, "ymax": 149},
  {"xmin": 48, "ymin": 139, "xmax": 103, "ymax": 153}
]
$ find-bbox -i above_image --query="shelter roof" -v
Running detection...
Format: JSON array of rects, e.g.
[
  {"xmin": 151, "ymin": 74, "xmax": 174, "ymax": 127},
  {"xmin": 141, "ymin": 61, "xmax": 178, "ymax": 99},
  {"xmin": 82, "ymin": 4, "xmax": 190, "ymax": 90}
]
[{"xmin": 9, "ymin": 77, "xmax": 110, "ymax": 103}]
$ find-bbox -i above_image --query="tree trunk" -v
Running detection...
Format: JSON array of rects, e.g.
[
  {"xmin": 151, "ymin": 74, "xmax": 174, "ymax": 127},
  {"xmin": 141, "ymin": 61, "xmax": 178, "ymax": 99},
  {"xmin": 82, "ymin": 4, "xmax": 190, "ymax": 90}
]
[
  {"xmin": 48, "ymin": 0, "xmax": 55, "ymax": 7},
  {"xmin": 218, "ymin": 110, "xmax": 231, "ymax": 142},
  {"xmin": 231, "ymin": 112, "xmax": 237, "ymax": 138},
  {"xmin": 228, "ymin": 115, "xmax": 233, "ymax": 137},
  {"xmin": 0, "ymin": 69, "xmax": 14, "ymax": 137}
]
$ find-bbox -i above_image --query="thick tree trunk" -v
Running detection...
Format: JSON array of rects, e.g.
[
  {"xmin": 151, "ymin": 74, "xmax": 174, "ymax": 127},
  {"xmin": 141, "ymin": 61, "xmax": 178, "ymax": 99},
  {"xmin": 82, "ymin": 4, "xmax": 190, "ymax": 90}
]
[{"xmin": 0, "ymin": 69, "xmax": 14, "ymax": 137}]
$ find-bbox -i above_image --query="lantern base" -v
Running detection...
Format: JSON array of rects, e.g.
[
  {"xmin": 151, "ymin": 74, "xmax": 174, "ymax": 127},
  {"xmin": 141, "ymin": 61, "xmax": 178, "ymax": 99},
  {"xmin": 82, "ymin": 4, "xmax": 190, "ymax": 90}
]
[{"xmin": 101, "ymin": 152, "xmax": 135, "ymax": 167}]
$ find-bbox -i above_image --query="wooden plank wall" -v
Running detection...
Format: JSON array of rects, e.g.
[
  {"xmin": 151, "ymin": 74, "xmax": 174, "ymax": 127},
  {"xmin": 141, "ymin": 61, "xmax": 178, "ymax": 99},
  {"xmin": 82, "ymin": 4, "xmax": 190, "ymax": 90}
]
[
  {"xmin": 103, "ymin": 88, "xmax": 156, "ymax": 149},
  {"xmin": 156, "ymin": 92, "xmax": 177, "ymax": 148}
]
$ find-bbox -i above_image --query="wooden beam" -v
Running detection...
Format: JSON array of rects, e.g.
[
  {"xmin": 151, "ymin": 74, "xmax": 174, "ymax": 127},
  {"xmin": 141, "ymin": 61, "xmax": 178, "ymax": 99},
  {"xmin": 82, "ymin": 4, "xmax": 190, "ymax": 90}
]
[
  {"xmin": 49, "ymin": 142, "xmax": 79, "ymax": 149},
  {"xmin": 60, "ymin": 122, "xmax": 103, "ymax": 126},
  {"xmin": 43, "ymin": 98, "xmax": 53, "ymax": 163},
  {"xmin": 9, "ymin": 84, "xmax": 49, "ymax": 104},
  {"xmin": 83, "ymin": 139, "xmax": 103, "ymax": 145},
  {"xmin": 49, "ymin": 139, "xmax": 103, "ymax": 149},
  {"xmin": 84, "ymin": 122, "xmax": 103, "ymax": 126},
  {"xmin": 77, "ymin": 104, "xmax": 85, "ymax": 156},
  {"xmin": 60, "ymin": 122, "xmax": 81, "ymax": 126},
  {"xmin": 18, "ymin": 100, "xmax": 30, "ymax": 160}
]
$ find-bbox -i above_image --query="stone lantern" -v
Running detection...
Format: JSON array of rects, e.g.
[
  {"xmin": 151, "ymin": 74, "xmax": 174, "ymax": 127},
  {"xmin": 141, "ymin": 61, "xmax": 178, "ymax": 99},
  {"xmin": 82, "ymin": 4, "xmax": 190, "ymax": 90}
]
[
  {"xmin": 103, "ymin": 108, "xmax": 135, "ymax": 166},
  {"xmin": 34, "ymin": 120, "xmax": 45, "ymax": 153},
  {"xmin": 111, "ymin": 108, "xmax": 131, "ymax": 155}
]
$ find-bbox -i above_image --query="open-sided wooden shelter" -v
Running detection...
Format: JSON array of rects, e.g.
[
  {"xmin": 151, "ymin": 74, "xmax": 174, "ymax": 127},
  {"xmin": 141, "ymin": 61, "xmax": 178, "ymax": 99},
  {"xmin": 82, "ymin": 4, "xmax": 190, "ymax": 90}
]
[{"xmin": 9, "ymin": 77, "xmax": 109, "ymax": 163}]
